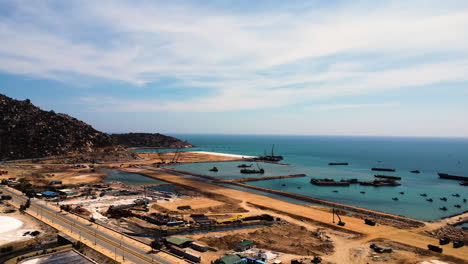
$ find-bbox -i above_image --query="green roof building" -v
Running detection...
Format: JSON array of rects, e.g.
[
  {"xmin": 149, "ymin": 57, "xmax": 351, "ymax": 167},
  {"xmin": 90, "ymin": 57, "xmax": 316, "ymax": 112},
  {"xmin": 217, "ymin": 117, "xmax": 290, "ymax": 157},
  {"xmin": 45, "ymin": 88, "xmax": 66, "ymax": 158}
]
[
  {"xmin": 165, "ymin": 236, "xmax": 193, "ymax": 248},
  {"xmin": 236, "ymin": 240, "xmax": 254, "ymax": 251},
  {"xmin": 215, "ymin": 254, "xmax": 244, "ymax": 264}
]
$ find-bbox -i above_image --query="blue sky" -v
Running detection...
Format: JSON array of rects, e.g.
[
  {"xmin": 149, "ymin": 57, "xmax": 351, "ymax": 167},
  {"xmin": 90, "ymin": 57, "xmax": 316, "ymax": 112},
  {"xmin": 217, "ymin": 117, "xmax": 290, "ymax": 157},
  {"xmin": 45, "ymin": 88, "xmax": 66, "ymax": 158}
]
[{"xmin": 1, "ymin": 0, "xmax": 468, "ymax": 137}]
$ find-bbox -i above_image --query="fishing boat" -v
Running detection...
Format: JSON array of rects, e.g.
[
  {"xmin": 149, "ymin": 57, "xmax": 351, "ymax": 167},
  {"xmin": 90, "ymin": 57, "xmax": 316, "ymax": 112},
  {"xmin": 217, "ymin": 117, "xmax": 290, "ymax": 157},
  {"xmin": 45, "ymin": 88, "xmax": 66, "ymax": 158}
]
[
  {"xmin": 209, "ymin": 166, "xmax": 218, "ymax": 172},
  {"xmin": 426, "ymin": 198, "xmax": 433, "ymax": 202},
  {"xmin": 392, "ymin": 197, "xmax": 399, "ymax": 201},
  {"xmin": 240, "ymin": 163, "xmax": 264, "ymax": 174},
  {"xmin": 440, "ymin": 197, "xmax": 447, "ymax": 201},
  {"xmin": 452, "ymin": 193, "xmax": 460, "ymax": 197},
  {"xmin": 399, "ymin": 192, "xmax": 405, "ymax": 195},
  {"xmin": 237, "ymin": 164, "xmax": 252, "ymax": 168},
  {"xmin": 460, "ymin": 181, "xmax": 468, "ymax": 186},
  {"xmin": 439, "ymin": 206, "xmax": 447, "ymax": 211},
  {"xmin": 420, "ymin": 193, "xmax": 427, "ymax": 197},
  {"xmin": 410, "ymin": 170, "xmax": 420, "ymax": 174},
  {"xmin": 454, "ymin": 204, "xmax": 461, "ymax": 208}
]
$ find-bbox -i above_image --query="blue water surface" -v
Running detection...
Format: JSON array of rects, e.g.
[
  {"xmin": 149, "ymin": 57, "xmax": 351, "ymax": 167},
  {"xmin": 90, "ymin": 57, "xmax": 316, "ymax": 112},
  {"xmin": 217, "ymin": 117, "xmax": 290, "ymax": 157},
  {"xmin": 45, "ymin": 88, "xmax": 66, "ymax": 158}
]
[{"xmin": 134, "ymin": 134, "xmax": 468, "ymax": 221}]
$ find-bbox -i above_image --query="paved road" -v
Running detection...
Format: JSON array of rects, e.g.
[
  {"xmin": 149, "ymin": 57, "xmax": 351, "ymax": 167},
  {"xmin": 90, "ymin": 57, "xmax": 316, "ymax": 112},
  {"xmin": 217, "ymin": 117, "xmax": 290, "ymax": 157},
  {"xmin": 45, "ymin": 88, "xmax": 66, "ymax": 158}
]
[{"xmin": 1, "ymin": 186, "xmax": 176, "ymax": 264}]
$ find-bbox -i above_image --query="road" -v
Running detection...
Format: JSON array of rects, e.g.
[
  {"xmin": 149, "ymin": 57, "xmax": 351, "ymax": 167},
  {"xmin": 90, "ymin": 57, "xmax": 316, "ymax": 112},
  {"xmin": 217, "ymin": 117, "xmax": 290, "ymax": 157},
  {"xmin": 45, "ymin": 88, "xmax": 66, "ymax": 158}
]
[{"xmin": 0, "ymin": 186, "xmax": 177, "ymax": 264}]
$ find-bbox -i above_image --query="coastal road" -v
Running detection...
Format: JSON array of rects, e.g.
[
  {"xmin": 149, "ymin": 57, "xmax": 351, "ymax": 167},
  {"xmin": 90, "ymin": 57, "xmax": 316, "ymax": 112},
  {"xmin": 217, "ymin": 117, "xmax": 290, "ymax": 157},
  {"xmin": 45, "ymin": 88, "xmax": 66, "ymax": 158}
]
[{"xmin": 0, "ymin": 186, "xmax": 177, "ymax": 264}]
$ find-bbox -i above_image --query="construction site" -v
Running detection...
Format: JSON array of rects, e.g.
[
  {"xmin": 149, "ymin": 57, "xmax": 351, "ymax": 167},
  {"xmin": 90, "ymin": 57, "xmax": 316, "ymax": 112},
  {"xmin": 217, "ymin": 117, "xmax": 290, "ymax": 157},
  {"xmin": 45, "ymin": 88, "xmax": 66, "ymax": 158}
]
[{"xmin": 0, "ymin": 150, "xmax": 467, "ymax": 264}]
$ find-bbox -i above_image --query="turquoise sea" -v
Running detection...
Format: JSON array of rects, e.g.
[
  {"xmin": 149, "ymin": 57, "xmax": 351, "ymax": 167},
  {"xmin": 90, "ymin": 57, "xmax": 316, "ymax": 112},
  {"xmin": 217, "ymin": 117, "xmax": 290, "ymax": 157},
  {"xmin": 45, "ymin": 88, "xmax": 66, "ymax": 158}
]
[{"xmin": 134, "ymin": 134, "xmax": 468, "ymax": 221}]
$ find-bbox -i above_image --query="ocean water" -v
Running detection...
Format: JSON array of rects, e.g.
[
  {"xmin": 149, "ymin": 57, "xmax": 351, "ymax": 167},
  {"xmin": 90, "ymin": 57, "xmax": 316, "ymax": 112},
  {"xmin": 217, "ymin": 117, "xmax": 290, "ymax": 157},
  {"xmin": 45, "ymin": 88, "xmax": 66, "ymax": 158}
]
[{"xmin": 134, "ymin": 134, "xmax": 468, "ymax": 221}]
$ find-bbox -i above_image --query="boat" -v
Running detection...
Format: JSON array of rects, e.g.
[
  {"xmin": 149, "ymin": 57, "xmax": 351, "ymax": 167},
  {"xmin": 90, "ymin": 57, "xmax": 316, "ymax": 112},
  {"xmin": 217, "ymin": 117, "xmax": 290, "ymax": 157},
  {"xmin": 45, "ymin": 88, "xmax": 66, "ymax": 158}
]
[
  {"xmin": 420, "ymin": 193, "xmax": 427, "ymax": 197},
  {"xmin": 332, "ymin": 190, "xmax": 339, "ymax": 193},
  {"xmin": 392, "ymin": 197, "xmax": 399, "ymax": 201},
  {"xmin": 328, "ymin": 162, "xmax": 349, "ymax": 166},
  {"xmin": 410, "ymin": 170, "xmax": 420, "ymax": 174},
  {"xmin": 310, "ymin": 178, "xmax": 350, "ymax": 186},
  {"xmin": 255, "ymin": 144, "xmax": 283, "ymax": 162},
  {"xmin": 438, "ymin": 173, "xmax": 468, "ymax": 181},
  {"xmin": 399, "ymin": 192, "xmax": 405, "ymax": 195},
  {"xmin": 454, "ymin": 204, "xmax": 461, "ymax": 208},
  {"xmin": 360, "ymin": 191, "xmax": 366, "ymax": 194},
  {"xmin": 340, "ymin": 178, "xmax": 358, "ymax": 184},
  {"xmin": 440, "ymin": 197, "xmax": 447, "ymax": 201},
  {"xmin": 460, "ymin": 181, "xmax": 468, "ymax": 186},
  {"xmin": 240, "ymin": 168, "xmax": 264, "ymax": 174},
  {"xmin": 464, "ymin": 199, "xmax": 467, "ymax": 203},
  {"xmin": 426, "ymin": 198, "xmax": 433, "ymax": 202},
  {"xmin": 452, "ymin": 193, "xmax": 460, "ymax": 197},
  {"xmin": 237, "ymin": 164, "xmax": 252, "ymax": 168},
  {"xmin": 209, "ymin": 167, "xmax": 218, "ymax": 172},
  {"xmin": 439, "ymin": 206, "xmax": 447, "ymax": 211},
  {"xmin": 281, "ymin": 184, "xmax": 286, "ymax": 187},
  {"xmin": 374, "ymin": 175, "xmax": 401, "ymax": 180},
  {"xmin": 371, "ymin": 168, "xmax": 396, "ymax": 172},
  {"xmin": 359, "ymin": 180, "xmax": 401, "ymax": 187}
]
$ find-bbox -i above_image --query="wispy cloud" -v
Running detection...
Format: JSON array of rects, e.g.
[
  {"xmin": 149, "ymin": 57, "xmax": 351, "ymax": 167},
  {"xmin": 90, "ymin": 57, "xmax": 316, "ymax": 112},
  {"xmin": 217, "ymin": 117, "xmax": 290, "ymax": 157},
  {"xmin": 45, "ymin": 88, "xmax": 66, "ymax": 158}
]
[{"xmin": 1, "ymin": 0, "xmax": 468, "ymax": 112}]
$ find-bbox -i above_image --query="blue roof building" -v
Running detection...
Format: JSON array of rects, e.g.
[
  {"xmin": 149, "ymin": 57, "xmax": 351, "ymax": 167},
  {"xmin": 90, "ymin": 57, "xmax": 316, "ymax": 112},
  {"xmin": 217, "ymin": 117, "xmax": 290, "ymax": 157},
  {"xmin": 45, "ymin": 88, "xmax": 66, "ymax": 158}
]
[{"xmin": 42, "ymin": 191, "xmax": 59, "ymax": 197}]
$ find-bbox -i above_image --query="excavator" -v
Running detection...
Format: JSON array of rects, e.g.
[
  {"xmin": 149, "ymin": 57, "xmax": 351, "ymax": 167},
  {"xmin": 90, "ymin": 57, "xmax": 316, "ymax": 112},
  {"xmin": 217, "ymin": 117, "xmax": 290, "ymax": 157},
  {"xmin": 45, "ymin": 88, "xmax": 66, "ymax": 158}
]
[{"xmin": 332, "ymin": 208, "xmax": 346, "ymax": 226}]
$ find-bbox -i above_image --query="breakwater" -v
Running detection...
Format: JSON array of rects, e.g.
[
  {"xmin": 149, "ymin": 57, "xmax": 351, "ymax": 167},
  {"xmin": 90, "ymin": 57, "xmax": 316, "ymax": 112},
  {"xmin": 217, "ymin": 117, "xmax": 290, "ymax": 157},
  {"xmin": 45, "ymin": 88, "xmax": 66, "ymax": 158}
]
[{"xmin": 226, "ymin": 181, "xmax": 424, "ymax": 227}]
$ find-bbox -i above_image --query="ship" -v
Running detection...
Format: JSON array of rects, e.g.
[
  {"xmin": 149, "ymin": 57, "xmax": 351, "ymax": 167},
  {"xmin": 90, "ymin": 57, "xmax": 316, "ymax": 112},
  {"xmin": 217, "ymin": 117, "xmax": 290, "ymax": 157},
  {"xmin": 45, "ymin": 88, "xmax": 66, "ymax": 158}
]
[
  {"xmin": 237, "ymin": 164, "xmax": 252, "ymax": 168},
  {"xmin": 359, "ymin": 180, "xmax": 401, "ymax": 187},
  {"xmin": 438, "ymin": 173, "xmax": 468, "ymax": 181},
  {"xmin": 240, "ymin": 168, "xmax": 264, "ymax": 174},
  {"xmin": 255, "ymin": 144, "xmax": 283, "ymax": 162},
  {"xmin": 374, "ymin": 175, "xmax": 401, "ymax": 180},
  {"xmin": 328, "ymin": 162, "xmax": 349, "ymax": 166},
  {"xmin": 371, "ymin": 168, "xmax": 396, "ymax": 172},
  {"xmin": 460, "ymin": 181, "xmax": 468, "ymax": 186},
  {"xmin": 310, "ymin": 178, "xmax": 350, "ymax": 186}
]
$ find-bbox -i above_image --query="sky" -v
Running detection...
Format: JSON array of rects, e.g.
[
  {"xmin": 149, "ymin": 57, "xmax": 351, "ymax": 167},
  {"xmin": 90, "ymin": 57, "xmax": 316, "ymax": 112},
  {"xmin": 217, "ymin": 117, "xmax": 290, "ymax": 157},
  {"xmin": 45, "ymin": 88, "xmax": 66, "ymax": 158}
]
[{"xmin": 1, "ymin": 0, "xmax": 468, "ymax": 137}]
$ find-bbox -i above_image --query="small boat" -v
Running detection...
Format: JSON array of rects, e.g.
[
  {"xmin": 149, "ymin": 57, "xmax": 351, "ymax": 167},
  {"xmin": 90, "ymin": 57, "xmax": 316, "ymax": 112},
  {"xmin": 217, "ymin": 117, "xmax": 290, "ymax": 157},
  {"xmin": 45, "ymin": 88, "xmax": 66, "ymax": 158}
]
[
  {"xmin": 460, "ymin": 181, "xmax": 468, "ymax": 186},
  {"xmin": 281, "ymin": 184, "xmax": 286, "ymax": 187},
  {"xmin": 410, "ymin": 170, "xmax": 420, "ymax": 174},
  {"xmin": 332, "ymin": 190, "xmax": 339, "ymax": 193},
  {"xmin": 439, "ymin": 206, "xmax": 447, "ymax": 211},
  {"xmin": 392, "ymin": 197, "xmax": 399, "ymax": 201},
  {"xmin": 209, "ymin": 166, "xmax": 218, "ymax": 172},
  {"xmin": 426, "ymin": 198, "xmax": 433, "ymax": 202},
  {"xmin": 237, "ymin": 164, "xmax": 252, "ymax": 168},
  {"xmin": 452, "ymin": 193, "xmax": 460, "ymax": 197},
  {"xmin": 399, "ymin": 192, "xmax": 405, "ymax": 195},
  {"xmin": 440, "ymin": 197, "xmax": 448, "ymax": 201},
  {"xmin": 464, "ymin": 199, "xmax": 467, "ymax": 203},
  {"xmin": 328, "ymin": 162, "xmax": 349, "ymax": 166},
  {"xmin": 297, "ymin": 186, "xmax": 301, "ymax": 189},
  {"xmin": 454, "ymin": 204, "xmax": 461, "ymax": 208},
  {"xmin": 420, "ymin": 193, "xmax": 427, "ymax": 197},
  {"xmin": 360, "ymin": 191, "xmax": 366, "ymax": 194}
]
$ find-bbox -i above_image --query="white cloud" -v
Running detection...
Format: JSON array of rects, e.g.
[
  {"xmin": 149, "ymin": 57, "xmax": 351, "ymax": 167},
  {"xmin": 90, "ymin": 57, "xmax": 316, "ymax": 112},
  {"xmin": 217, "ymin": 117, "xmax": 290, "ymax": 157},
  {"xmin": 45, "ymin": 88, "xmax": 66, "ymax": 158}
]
[{"xmin": 1, "ymin": 0, "xmax": 468, "ymax": 112}]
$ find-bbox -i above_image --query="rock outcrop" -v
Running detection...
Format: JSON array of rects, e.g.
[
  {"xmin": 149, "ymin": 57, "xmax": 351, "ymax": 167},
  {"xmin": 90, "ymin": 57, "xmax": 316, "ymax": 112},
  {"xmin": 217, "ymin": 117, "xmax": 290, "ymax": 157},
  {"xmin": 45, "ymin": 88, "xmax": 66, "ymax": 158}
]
[
  {"xmin": 0, "ymin": 94, "xmax": 114, "ymax": 160},
  {"xmin": 111, "ymin": 133, "xmax": 192, "ymax": 148}
]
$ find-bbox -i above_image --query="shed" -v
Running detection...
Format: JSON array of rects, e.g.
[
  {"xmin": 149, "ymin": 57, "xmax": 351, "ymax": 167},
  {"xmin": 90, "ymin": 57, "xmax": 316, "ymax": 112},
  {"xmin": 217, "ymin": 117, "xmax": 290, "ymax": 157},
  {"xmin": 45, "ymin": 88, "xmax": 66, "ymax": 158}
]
[
  {"xmin": 165, "ymin": 236, "xmax": 193, "ymax": 248},
  {"xmin": 190, "ymin": 242, "xmax": 208, "ymax": 252},
  {"xmin": 236, "ymin": 240, "xmax": 254, "ymax": 251},
  {"xmin": 42, "ymin": 191, "xmax": 59, "ymax": 197},
  {"xmin": 215, "ymin": 254, "xmax": 244, "ymax": 264},
  {"xmin": 59, "ymin": 189, "xmax": 78, "ymax": 196}
]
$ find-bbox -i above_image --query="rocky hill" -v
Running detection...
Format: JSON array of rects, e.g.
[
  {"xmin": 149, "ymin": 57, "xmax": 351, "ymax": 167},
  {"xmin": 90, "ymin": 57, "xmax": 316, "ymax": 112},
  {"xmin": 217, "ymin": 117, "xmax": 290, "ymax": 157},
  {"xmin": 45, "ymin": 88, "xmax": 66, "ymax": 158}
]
[
  {"xmin": 112, "ymin": 133, "xmax": 192, "ymax": 148},
  {"xmin": 0, "ymin": 94, "xmax": 115, "ymax": 160}
]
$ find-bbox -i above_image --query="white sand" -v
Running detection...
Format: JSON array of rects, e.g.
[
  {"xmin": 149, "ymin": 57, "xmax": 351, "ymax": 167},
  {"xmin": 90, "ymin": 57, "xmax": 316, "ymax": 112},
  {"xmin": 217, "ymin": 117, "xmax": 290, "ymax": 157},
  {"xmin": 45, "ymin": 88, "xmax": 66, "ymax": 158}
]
[
  {"xmin": 191, "ymin": 151, "xmax": 255, "ymax": 159},
  {"xmin": 0, "ymin": 216, "xmax": 23, "ymax": 233},
  {"xmin": 0, "ymin": 216, "xmax": 36, "ymax": 245}
]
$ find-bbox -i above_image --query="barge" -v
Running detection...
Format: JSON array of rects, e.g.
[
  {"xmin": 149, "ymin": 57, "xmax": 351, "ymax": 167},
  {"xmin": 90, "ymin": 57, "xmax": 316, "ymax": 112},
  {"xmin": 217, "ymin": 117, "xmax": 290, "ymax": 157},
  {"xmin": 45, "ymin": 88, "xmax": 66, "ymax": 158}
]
[
  {"xmin": 374, "ymin": 175, "xmax": 401, "ymax": 180},
  {"xmin": 359, "ymin": 180, "xmax": 401, "ymax": 187},
  {"xmin": 438, "ymin": 173, "xmax": 468, "ymax": 181},
  {"xmin": 371, "ymin": 168, "xmax": 396, "ymax": 172},
  {"xmin": 310, "ymin": 178, "xmax": 350, "ymax": 186}
]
